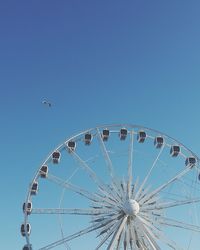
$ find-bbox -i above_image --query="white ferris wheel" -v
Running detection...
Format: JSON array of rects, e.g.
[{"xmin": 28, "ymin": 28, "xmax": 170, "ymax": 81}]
[{"xmin": 21, "ymin": 124, "xmax": 200, "ymax": 250}]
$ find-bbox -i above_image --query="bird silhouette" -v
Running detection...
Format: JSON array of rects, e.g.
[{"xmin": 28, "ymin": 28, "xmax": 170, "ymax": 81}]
[{"xmin": 42, "ymin": 100, "xmax": 52, "ymax": 107}]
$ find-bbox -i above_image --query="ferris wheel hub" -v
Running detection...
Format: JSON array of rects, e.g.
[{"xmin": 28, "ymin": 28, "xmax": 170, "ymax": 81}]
[{"xmin": 123, "ymin": 199, "xmax": 140, "ymax": 216}]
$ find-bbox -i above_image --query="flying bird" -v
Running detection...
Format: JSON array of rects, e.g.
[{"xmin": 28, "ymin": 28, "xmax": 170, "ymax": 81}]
[{"xmin": 42, "ymin": 100, "xmax": 52, "ymax": 107}]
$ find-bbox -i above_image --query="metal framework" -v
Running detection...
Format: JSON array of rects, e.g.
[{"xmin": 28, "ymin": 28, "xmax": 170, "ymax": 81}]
[{"xmin": 22, "ymin": 124, "xmax": 200, "ymax": 250}]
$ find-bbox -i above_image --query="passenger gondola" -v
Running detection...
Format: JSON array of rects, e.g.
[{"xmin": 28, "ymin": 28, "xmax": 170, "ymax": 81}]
[
  {"xmin": 185, "ymin": 157, "xmax": 197, "ymax": 168},
  {"xmin": 67, "ymin": 141, "xmax": 76, "ymax": 152},
  {"xmin": 21, "ymin": 223, "xmax": 31, "ymax": 237},
  {"xmin": 137, "ymin": 131, "xmax": 146, "ymax": 143},
  {"xmin": 119, "ymin": 128, "xmax": 127, "ymax": 140},
  {"xmin": 39, "ymin": 165, "xmax": 48, "ymax": 178},
  {"xmin": 170, "ymin": 145, "xmax": 180, "ymax": 157},
  {"xmin": 52, "ymin": 151, "xmax": 61, "ymax": 164},
  {"xmin": 30, "ymin": 182, "xmax": 38, "ymax": 195},
  {"xmin": 102, "ymin": 129, "xmax": 109, "ymax": 141},
  {"xmin": 154, "ymin": 136, "xmax": 164, "ymax": 148},
  {"xmin": 23, "ymin": 202, "xmax": 32, "ymax": 215},
  {"xmin": 84, "ymin": 133, "xmax": 92, "ymax": 145}
]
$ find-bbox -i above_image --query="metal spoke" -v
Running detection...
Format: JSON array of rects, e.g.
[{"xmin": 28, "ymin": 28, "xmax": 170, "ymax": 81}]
[
  {"xmin": 47, "ymin": 173, "xmax": 117, "ymax": 208},
  {"xmin": 133, "ymin": 226, "xmax": 143, "ymax": 249},
  {"xmin": 32, "ymin": 208, "xmax": 110, "ymax": 215},
  {"xmin": 123, "ymin": 224, "xmax": 129, "ymax": 250},
  {"xmin": 141, "ymin": 197, "xmax": 200, "ymax": 211},
  {"xmin": 71, "ymin": 150, "xmax": 105, "ymax": 187},
  {"xmin": 157, "ymin": 216, "xmax": 200, "ymax": 232},
  {"xmin": 127, "ymin": 130, "xmax": 134, "ymax": 199},
  {"xmin": 95, "ymin": 218, "xmax": 123, "ymax": 250},
  {"xmin": 96, "ymin": 218, "xmax": 119, "ymax": 238},
  {"xmin": 96, "ymin": 128, "xmax": 115, "ymax": 180},
  {"xmin": 106, "ymin": 216, "xmax": 128, "ymax": 250},
  {"xmin": 128, "ymin": 221, "xmax": 137, "ymax": 250},
  {"xmin": 39, "ymin": 224, "xmax": 97, "ymax": 250},
  {"xmin": 135, "ymin": 146, "xmax": 165, "ymax": 200},
  {"xmin": 131, "ymin": 176, "xmax": 139, "ymax": 199},
  {"xmin": 142, "ymin": 230, "xmax": 159, "ymax": 250},
  {"xmin": 47, "ymin": 173, "xmax": 100, "ymax": 202},
  {"xmin": 138, "ymin": 215, "xmax": 183, "ymax": 250},
  {"xmin": 136, "ymin": 216, "xmax": 161, "ymax": 250},
  {"xmin": 98, "ymin": 183, "xmax": 122, "ymax": 205},
  {"xmin": 91, "ymin": 212, "xmax": 123, "ymax": 227},
  {"xmin": 71, "ymin": 150, "xmax": 120, "ymax": 203},
  {"xmin": 39, "ymin": 214, "xmax": 124, "ymax": 250},
  {"xmin": 139, "ymin": 167, "xmax": 192, "ymax": 205},
  {"xmin": 119, "ymin": 178, "xmax": 127, "ymax": 202},
  {"xmin": 116, "ymin": 226, "xmax": 125, "ymax": 250}
]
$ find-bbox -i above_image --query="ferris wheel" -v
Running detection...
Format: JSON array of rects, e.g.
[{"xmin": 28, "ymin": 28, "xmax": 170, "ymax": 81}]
[{"xmin": 21, "ymin": 124, "xmax": 200, "ymax": 250}]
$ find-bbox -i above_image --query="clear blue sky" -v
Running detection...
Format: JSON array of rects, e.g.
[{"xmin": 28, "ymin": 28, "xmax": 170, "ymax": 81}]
[{"xmin": 1, "ymin": 0, "xmax": 200, "ymax": 249}]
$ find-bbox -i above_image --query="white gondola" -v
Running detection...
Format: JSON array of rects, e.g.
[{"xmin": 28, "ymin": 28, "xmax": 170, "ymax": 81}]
[
  {"xmin": 185, "ymin": 157, "xmax": 197, "ymax": 168},
  {"xmin": 154, "ymin": 136, "xmax": 164, "ymax": 148},
  {"xmin": 137, "ymin": 130, "xmax": 146, "ymax": 143},
  {"xmin": 67, "ymin": 141, "xmax": 76, "ymax": 153},
  {"xmin": 52, "ymin": 151, "xmax": 61, "ymax": 164},
  {"xmin": 30, "ymin": 181, "xmax": 38, "ymax": 195},
  {"xmin": 21, "ymin": 223, "xmax": 31, "ymax": 237},
  {"xmin": 39, "ymin": 165, "xmax": 48, "ymax": 178},
  {"xmin": 23, "ymin": 202, "xmax": 32, "ymax": 215},
  {"xmin": 102, "ymin": 129, "xmax": 109, "ymax": 141},
  {"xmin": 170, "ymin": 145, "xmax": 180, "ymax": 157},
  {"xmin": 23, "ymin": 245, "xmax": 32, "ymax": 250},
  {"xmin": 119, "ymin": 128, "xmax": 127, "ymax": 140},
  {"xmin": 84, "ymin": 133, "xmax": 92, "ymax": 145}
]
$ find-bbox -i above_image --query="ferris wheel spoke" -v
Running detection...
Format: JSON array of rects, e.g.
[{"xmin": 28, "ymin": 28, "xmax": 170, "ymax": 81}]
[
  {"xmin": 91, "ymin": 212, "xmax": 123, "ymax": 227},
  {"xmin": 157, "ymin": 216, "xmax": 200, "ymax": 232},
  {"xmin": 106, "ymin": 215, "xmax": 128, "ymax": 250},
  {"xmin": 138, "ymin": 215, "xmax": 183, "ymax": 250},
  {"xmin": 71, "ymin": 150, "xmax": 120, "ymax": 203},
  {"xmin": 132, "ymin": 226, "xmax": 145, "ymax": 250},
  {"xmin": 135, "ymin": 146, "xmax": 165, "ymax": 201},
  {"xmin": 155, "ymin": 231, "xmax": 183, "ymax": 250},
  {"xmin": 116, "ymin": 225, "xmax": 125, "ymax": 250},
  {"xmin": 139, "ymin": 211, "xmax": 163, "ymax": 229},
  {"xmin": 40, "ymin": 214, "xmax": 124, "ymax": 250},
  {"xmin": 136, "ymin": 216, "xmax": 161, "ymax": 250},
  {"xmin": 96, "ymin": 128, "xmax": 127, "ymax": 202},
  {"xmin": 123, "ymin": 224, "xmax": 130, "ymax": 250},
  {"xmin": 95, "ymin": 184, "xmax": 122, "ymax": 204},
  {"xmin": 137, "ymin": 185, "xmax": 152, "ymax": 202},
  {"xmin": 137, "ymin": 213, "xmax": 159, "ymax": 230},
  {"xmin": 141, "ymin": 229, "xmax": 159, "ymax": 250},
  {"xmin": 98, "ymin": 183, "xmax": 122, "ymax": 205},
  {"xmin": 133, "ymin": 230, "xmax": 148, "ymax": 249},
  {"xmin": 96, "ymin": 128, "xmax": 116, "ymax": 180},
  {"xmin": 141, "ymin": 197, "xmax": 200, "ymax": 211},
  {"xmin": 95, "ymin": 217, "xmax": 124, "ymax": 250},
  {"xmin": 31, "ymin": 207, "xmax": 111, "ymax": 215},
  {"xmin": 96, "ymin": 218, "xmax": 119, "ymax": 238},
  {"xmin": 128, "ymin": 222, "xmax": 137, "ymax": 249},
  {"xmin": 119, "ymin": 178, "xmax": 127, "ymax": 197},
  {"xmin": 139, "ymin": 167, "xmax": 192, "ymax": 205},
  {"xmin": 127, "ymin": 130, "xmax": 134, "ymax": 199},
  {"xmin": 71, "ymin": 150, "xmax": 105, "ymax": 187},
  {"xmin": 47, "ymin": 173, "xmax": 111, "ymax": 205},
  {"xmin": 112, "ymin": 180, "xmax": 126, "ymax": 201},
  {"xmin": 131, "ymin": 176, "xmax": 139, "ymax": 199},
  {"xmin": 39, "ymin": 224, "xmax": 97, "ymax": 249}
]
